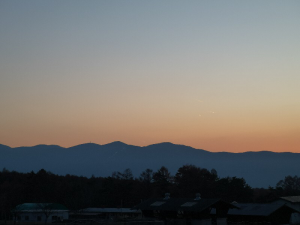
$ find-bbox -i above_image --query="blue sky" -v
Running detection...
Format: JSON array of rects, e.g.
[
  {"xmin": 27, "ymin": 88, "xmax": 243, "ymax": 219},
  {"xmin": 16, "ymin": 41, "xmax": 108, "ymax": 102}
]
[{"xmin": 1, "ymin": 1, "xmax": 300, "ymax": 152}]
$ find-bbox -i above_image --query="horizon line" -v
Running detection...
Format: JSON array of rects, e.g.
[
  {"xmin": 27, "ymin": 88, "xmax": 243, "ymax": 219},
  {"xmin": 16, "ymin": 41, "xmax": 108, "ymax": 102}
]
[{"xmin": 0, "ymin": 141, "xmax": 295, "ymax": 154}]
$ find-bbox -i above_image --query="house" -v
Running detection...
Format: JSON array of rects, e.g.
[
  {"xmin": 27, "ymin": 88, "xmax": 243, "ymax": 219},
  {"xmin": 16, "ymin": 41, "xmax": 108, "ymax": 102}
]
[
  {"xmin": 72, "ymin": 207, "xmax": 142, "ymax": 221},
  {"xmin": 12, "ymin": 203, "xmax": 69, "ymax": 223},
  {"xmin": 226, "ymin": 202, "xmax": 299, "ymax": 224},
  {"xmin": 272, "ymin": 196, "xmax": 300, "ymax": 211},
  {"xmin": 272, "ymin": 196, "xmax": 300, "ymax": 224},
  {"xmin": 133, "ymin": 193, "xmax": 237, "ymax": 225}
]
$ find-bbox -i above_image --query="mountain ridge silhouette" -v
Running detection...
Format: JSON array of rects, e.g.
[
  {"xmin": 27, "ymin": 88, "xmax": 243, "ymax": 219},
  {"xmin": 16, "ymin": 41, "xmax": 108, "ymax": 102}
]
[{"xmin": 0, "ymin": 141, "xmax": 299, "ymax": 188}]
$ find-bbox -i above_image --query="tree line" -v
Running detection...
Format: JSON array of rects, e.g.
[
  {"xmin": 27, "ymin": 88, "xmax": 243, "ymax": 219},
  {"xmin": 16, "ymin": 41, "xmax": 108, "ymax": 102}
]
[{"xmin": 0, "ymin": 165, "xmax": 299, "ymax": 220}]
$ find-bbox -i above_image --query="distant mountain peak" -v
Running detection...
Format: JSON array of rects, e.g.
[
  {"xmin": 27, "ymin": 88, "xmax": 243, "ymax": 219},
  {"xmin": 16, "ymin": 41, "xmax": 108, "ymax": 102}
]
[
  {"xmin": 146, "ymin": 142, "xmax": 178, "ymax": 147},
  {"xmin": 145, "ymin": 142, "xmax": 201, "ymax": 151},
  {"xmin": 0, "ymin": 144, "xmax": 11, "ymax": 150},
  {"xmin": 33, "ymin": 144, "xmax": 61, "ymax": 148},
  {"xmin": 105, "ymin": 141, "xmax": 128, "ymax": 146},
  {"xmin": 80, "ymin": 142, "xmax": 101, "ymax": 146},
  {"xmin": 70, "ymin": 143, "xmax": 101, "ymax": 149},
  {"xmin": 157, "ymin": 142, "xmax": 175, "ymax": 145},
  {"xmin": 0, "ymin": 141, "xmax": 299, "ymax": 187}
]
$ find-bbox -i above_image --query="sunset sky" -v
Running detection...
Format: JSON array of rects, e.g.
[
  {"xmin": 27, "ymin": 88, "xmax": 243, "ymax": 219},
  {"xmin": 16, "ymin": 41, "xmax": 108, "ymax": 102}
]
[{"xmin": 1, "ymin": 1, "xmax": 300, "ymax": 152}]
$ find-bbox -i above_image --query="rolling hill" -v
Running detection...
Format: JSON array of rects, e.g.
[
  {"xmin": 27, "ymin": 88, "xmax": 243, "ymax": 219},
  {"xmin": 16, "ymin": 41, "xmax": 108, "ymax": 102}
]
[{"xmin": 0, "ymin": 142, "xmax": 299, "ymax": 188}]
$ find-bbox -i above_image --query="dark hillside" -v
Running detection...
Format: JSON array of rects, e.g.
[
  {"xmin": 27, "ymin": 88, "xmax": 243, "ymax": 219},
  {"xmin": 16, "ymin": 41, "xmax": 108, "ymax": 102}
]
[{"xmin": 0, "ymin": 142, "xmax": 299, "ymax": 187}]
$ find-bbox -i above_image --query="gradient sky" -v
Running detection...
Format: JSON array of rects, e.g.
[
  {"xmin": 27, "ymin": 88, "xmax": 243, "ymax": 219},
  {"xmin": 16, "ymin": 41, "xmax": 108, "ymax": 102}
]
[{"xmin": 1, "ymin": 1, "xmax": 300, "ymax": 152}]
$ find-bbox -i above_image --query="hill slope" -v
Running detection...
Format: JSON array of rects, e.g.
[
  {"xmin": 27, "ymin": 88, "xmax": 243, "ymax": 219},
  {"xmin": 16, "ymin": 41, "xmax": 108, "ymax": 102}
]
[{"xmin": 0, "ymin": 142, "xmax": 299, "ymax": 187}]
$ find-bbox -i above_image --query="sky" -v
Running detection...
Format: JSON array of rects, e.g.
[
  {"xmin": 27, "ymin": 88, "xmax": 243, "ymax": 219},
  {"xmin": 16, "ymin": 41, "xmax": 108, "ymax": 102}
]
[{"xmin": 0, "ymin": 1, "xmax": 300, "ymax": 153}]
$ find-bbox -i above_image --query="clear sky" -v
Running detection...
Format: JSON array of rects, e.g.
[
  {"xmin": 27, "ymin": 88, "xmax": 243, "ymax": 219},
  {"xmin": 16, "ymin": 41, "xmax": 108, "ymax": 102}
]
[{"xmin": 1, "ymin": 0, "xmax": 299, "ymax": 152}]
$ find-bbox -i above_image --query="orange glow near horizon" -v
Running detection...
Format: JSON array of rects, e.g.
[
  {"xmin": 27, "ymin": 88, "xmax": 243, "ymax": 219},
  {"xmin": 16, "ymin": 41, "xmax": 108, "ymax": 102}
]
[
  {"xmin": 1, "ymin": 117, "xmax": 299, "ymax": 153},
  {"xmin": 1, "ymin": 1, "xmax": 300, "ymax": 153}
]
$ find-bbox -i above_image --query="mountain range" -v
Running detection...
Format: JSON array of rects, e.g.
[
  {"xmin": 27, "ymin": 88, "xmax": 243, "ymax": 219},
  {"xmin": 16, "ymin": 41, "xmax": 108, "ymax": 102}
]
[{"xmin": 0, "ymin": 141, "xmax": 299, "ymax": 188}]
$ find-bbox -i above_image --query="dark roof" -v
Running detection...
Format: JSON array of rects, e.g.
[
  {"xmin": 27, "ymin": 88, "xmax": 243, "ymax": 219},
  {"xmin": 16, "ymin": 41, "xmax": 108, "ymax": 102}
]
[
  {"xmin": 228, "ymin": 203, "xmax": 298, "ymax": 216},
  {"xmin": 80, "ymin": 208, "xmax": 140, "ymax": 214},
  {"xmin": 14, "ymin": 203, "xmax": 68, "ymax": 211},
  {"xmin": 133, "ymin": 198, "xmax": 236, "ymax": 212},
  {"xmin": 280, "ymin": 196, "xmax": 300, "ymax": 203}
]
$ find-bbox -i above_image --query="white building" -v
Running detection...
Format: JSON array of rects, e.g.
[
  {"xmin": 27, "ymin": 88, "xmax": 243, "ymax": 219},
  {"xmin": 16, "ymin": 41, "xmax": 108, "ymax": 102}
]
[
  {"xmin": 13, "ymin": 203, "xmax": 69, "ymax": 223},
  {"xmin": 75, "ymin": 208, "xmax": 141, "ymax": 220}
]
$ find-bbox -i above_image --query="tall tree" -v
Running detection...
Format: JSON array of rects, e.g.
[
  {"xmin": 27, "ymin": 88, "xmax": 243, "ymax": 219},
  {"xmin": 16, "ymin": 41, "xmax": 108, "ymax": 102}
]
[
  {"xmin": 174, "ymin": 164, "xmax": 217, "ymax": 198},
  {"xmin": 276, "ymin": 175, "xmax": 300, "ymax": 196},
  {"xmin": 112, "ymin": 168, "xmax": 133, "ymax": 180},
  {"xmin": 152, "ymin": 166, "xmax": 173, "ymax": 197},
  {"xmin": 139, "ymin": 169, "xmax": 153, "ymax": 183},
  {"xmin": 216, "ymin": 177, "xmax": 253, "ymax": 202}
]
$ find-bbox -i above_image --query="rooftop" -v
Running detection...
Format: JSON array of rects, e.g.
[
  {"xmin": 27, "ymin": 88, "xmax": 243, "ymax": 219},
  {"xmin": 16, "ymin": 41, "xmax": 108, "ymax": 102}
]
[
  {"xmin": 80, "ymin": 208, "xmax": 140, "ymax": 213},
  {"xmin": 280, "ymin": 196, "xmax": 300, "ymax": 203},
  {"xmin": 228, "ymin": 203, "xmax": 298, "ymax": 216},
  {"xmin": 14, "ymin": 203, "xmax": 68, "ymax": 211},
  {"xmin": 133, "ymin": 198, "xmax": 237, "ymax": 212}
]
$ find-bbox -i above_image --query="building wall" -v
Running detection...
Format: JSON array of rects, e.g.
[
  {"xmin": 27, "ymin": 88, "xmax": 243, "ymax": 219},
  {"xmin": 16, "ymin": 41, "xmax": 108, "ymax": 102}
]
[{"xmin": 17, "ymin": 211, "xmax": 68, "ymax": 223}]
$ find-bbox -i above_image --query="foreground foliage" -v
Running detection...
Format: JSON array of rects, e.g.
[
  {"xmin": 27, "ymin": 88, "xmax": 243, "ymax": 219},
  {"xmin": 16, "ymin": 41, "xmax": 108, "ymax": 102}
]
[{"xmin": 0, "ymin": 165, "xmax": 297, "ymax": 220}]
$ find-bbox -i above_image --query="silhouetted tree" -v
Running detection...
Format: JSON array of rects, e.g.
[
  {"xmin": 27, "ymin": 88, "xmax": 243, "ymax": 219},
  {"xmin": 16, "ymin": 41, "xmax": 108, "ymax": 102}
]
[
  {"xmin": 37, "ymin": 203, "xmax": 54, "ymax": 224},
  {"xmin": 0, "ymin": 164, "xmax": 261, "ymax": 217},
  {"xmin": 139, "ymin": 169, "xmax": 153, "ymax": 183},
  {"xmin": 216, "ymin": 176, "xmax": 253, "ymax": 202},
  {"xmin": 174, "ymin": 164, "xmax": 217, "ymax": 198},
  {"xmin": 276, "ymin": 175, "xmax": 300, "ymax": 196},
  {"xmin": 152, "ymin": 166, "xmax": 173, "ymax": 197},
  {"xmin": 211, "ymin": 168, "xmax": 218, "ymax": 179},
  {"xmin": 112, "ymin": 168, "xmax": 133, "ymax": 180}
]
